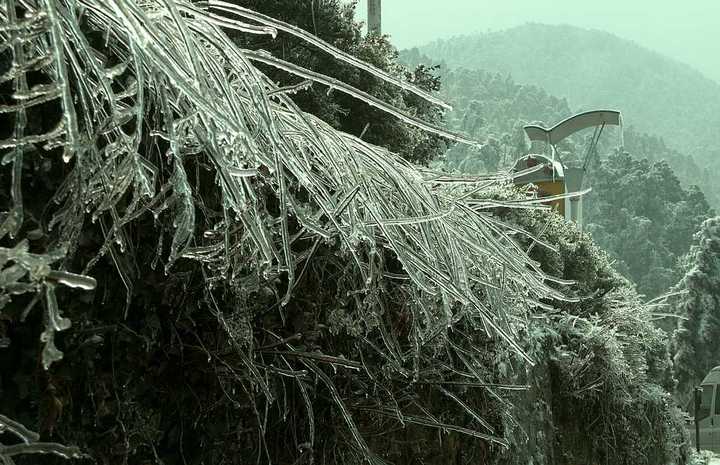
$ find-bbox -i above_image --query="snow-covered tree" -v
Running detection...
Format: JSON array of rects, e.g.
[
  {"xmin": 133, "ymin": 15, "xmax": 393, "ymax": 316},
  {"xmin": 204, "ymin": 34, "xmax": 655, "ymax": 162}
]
[{"xmin": 674, "ymin": 217, "xmax": 720, "ymax": 396}]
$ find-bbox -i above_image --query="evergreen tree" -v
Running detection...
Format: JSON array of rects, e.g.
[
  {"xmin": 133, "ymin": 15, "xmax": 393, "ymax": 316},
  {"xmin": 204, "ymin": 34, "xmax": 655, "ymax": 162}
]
[
  {"xmin": 227, "ymin": 0, "xmax": 447, "ymax": 165},
  {"xmin": 673, "ymin": 217, "xmax": 720, "ymax": 396}
]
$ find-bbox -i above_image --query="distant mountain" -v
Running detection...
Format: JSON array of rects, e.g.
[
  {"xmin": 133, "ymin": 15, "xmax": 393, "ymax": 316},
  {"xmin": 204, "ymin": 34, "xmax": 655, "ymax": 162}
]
[
  {"xmin": 399, "ymin": 50, "xmax": 719, "ymax": 207},
  {"xmin": 415, "ymin": 23, "xmax": 720, "ymax": 166}
]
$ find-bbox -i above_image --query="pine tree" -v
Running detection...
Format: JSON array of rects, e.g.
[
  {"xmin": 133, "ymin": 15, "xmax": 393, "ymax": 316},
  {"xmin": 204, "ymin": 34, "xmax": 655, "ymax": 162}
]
[{"xmin": 674, "ymin": 217, "xmax": 720, "ymax": 396}]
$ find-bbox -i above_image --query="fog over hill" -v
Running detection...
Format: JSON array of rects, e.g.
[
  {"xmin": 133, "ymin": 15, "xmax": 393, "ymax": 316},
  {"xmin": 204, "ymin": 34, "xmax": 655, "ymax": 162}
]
[
  {"xmin": 415, "ymin": 23, "xmax": 720, "ymax": 166},
  {"xmin": 355, "ymin": 0, "xmax": 720, "ymax": 84}
]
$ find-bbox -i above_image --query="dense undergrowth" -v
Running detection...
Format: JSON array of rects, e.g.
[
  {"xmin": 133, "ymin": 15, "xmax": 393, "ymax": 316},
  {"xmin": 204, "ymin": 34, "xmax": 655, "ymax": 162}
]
[
  {"xmin": 0, "ymin": 1, "xmax": 689, "ymax": 464},
  {"xmin": 477, "ymin": 186, "xmax": 690, "ymax": 465}
]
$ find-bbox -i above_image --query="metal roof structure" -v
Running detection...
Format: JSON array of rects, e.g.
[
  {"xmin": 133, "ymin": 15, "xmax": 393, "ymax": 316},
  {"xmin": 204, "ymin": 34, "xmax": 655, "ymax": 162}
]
[
  {"xmin": 513, "ymin": 110, "xmax": 625, "ymax": 227},
  {"xmin": 524, "ymin": 110, "xmax": 623, "ymax": 146}
]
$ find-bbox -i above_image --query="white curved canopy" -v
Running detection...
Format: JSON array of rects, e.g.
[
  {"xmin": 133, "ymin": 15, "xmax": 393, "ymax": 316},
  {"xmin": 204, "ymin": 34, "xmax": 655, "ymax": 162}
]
[{"xmin": 524, "ymin": 110, "xmax": 622, "ymax": 146}]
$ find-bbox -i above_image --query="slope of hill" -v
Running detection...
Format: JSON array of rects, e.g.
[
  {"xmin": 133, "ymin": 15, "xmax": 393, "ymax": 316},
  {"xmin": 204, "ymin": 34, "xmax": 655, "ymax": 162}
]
[
  {"xmin": 416, "ymin": 23, "xmax": 720, "ymax": 168},
  {"xmin": 394, "ymin": 56, "xmax": 715, "ymax": 297},
  {"xmin": 400, "ymin": 53, "xmax": 717, "ymax": 207}
]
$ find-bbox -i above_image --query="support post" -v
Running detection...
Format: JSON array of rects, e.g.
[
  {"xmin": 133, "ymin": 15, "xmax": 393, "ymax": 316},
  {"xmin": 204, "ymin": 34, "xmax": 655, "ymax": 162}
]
[
  {"xmin": 694, "ymin": 386, "xmax": 702, "ymax": 453},
  {"xmin": 563, "ymin": 166, "xmax": 585, "ymax": 227},
  {"xmin": 368, "ymin": 0, "xmax": 381, "ymax": 36}
]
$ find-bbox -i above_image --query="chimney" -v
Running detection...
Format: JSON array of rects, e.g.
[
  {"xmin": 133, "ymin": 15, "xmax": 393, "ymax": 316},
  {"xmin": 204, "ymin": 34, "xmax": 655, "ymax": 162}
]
[{"xmin": 368, "ymin": 0, "xmax": 381, "ymax": 36}]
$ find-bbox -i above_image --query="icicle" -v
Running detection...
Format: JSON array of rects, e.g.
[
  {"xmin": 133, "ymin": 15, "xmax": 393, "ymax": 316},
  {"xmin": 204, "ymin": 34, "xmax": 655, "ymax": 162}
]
[
  {"xmin": 191, "ymin": 7, "xmax": 278, "ymax": 37},
  {"xmin": 266, "ymin": 79, "xmax": 313, "ymax": 97},
  {"xmin": 227, "ymin": 166, "xmax": 258, "ymax": 177},
  {"xmin": 103, "ymin": 61, "xmax": 129, "ymax": 79},
  {"xmin": 40, "ymin": 328, "xmax": 64, "ymax": 370},
  {"xmin": 3, "ymin": 0, "xmax": 29, "ymax": 240},
  {"xmin": 46, "ymin": 270, "xmax": 97, "ymax": 290},
  {"xmin": 43, "ymin": 0, "xmax": 80, "ymax": 162},
  {"xmin": 45, "ymin": 284, "xmax": 71, "ymax": 332},
  {"xmin": 243, "ymin": 50, "xmax": 478, "ymax": 146}
]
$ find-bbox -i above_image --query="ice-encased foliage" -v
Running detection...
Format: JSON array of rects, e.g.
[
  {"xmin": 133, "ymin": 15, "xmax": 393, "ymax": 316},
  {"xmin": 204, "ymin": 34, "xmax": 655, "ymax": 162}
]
[
  {"xmin": 0, "ymin": 241, "xmax": 96, "ymax": 369},
  {"xmin": 0, "ymin": 413, "xmax": 84, "ymax": 461},
  {"xmin": 0, "ymin": 0, "xmax": 580, "ymax": 462},
  {"xmin": 0, "ymin": 415, "xmax": 83, "ymax": 465}
]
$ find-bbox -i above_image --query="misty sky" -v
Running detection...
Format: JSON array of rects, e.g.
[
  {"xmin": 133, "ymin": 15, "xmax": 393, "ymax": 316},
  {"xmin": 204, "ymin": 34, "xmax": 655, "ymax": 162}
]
[{"xmin": 353, "ymin": 0, "xmax": 720, "ymax": 83}]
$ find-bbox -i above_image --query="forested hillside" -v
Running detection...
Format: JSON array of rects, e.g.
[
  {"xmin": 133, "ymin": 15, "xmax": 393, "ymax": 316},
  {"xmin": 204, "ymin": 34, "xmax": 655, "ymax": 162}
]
[
  {"xmin": 395, "ymin": 58, "xmax": 715, "ymax": 297},
  {"xmin": 583, "ymin": 153, "xmax": 713, "ymax": 297},
  {"xmin": 412, "ymin": 24, "xmax": 720, "ymax": 206},
  {"xmin": 416, "ymin": 24, "xmax": 720, "ymax": 156}
]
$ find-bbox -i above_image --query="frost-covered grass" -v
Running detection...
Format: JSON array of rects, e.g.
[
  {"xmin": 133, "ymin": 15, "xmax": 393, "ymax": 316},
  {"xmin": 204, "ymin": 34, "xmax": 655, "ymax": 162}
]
[
  {"xmin": 0, "ymin": 0, "xmax": 566, "ymax": 366},
  {"xmin": 0, "ymin": 0, "xmax": 577, "ymax": 462},
  {"xmin": 689, "ymin": 450, "xmax": 718, "ymax": 465}
]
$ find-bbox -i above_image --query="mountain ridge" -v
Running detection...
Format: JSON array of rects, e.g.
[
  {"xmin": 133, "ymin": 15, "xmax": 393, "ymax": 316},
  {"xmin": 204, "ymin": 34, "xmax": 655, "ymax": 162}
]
[
  {"xmin": 415, "ymin": 23, "xmax": 720, "ymax": 162},
  {"xmin": 428, "ymin": 23, "xmax": 720, "ymax": 87}
]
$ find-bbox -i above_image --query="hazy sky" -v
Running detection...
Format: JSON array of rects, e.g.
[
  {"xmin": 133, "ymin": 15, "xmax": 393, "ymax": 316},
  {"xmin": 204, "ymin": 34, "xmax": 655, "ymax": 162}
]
[{"xmin": 353, "ymin": 0, "xmax": 720, "ymax": 83}]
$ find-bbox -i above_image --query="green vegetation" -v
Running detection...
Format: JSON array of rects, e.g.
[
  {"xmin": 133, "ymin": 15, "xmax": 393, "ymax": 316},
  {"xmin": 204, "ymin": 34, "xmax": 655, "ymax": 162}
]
[
  {"xmin": 489, "ymin": 186, "xmax": 688, "ymax": 465},
  {"xmin": 408, "ymin": 27, "xmax": 720, "ymax": 438},
  {"xmin": 0, "ymin": 1, "xmax": 705, "ymax": 465},
  {"xmin": 231, "ymin": 0, "xmax": 447, "ymax": 165},
  {"xmin": 674, "ymin": 217, "xmax": 720, "ymax": 397},
  {"xmin": 583, "ymin": 152, "xmax": 714, "ymax": 298}
]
